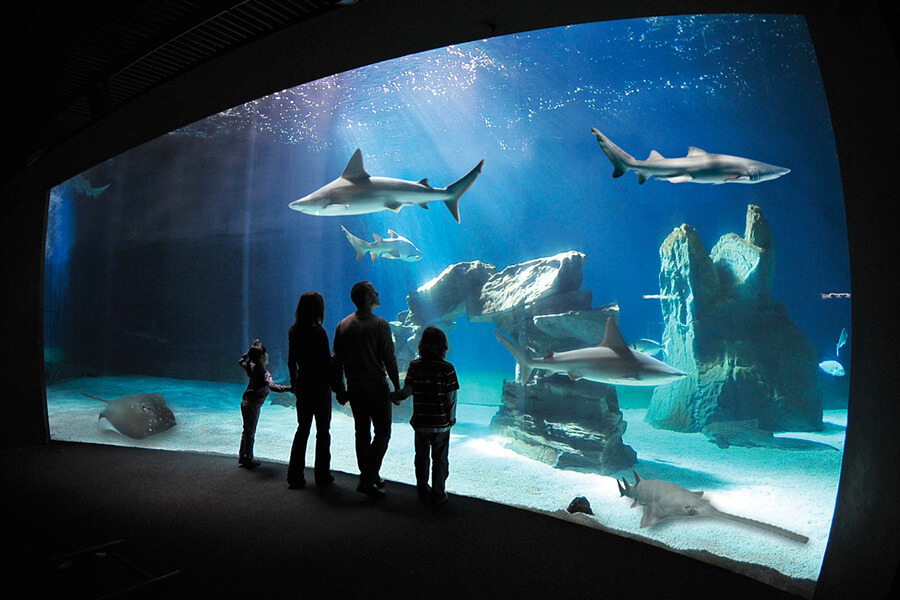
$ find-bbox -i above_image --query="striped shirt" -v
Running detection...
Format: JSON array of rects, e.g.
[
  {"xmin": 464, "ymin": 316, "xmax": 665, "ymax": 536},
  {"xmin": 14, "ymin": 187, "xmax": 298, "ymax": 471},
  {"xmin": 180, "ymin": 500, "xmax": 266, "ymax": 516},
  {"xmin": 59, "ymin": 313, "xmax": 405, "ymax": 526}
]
[{"xmin": 399, "ymin": 358, "xmax": 459, "ymax": 432}]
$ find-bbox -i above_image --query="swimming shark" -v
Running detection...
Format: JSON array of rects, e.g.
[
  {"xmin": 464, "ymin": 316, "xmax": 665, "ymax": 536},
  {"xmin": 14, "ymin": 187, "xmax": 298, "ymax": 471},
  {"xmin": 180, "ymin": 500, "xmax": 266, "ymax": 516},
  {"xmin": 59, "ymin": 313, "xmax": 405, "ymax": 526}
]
[
  {"xmin": 289, "ymin": 149, "xmax": 483, "ymax": 223},
  {"xmin": 590, "ymin": 127, "xmax": 790, "ymax": 185},
  {"xmin": 701, "ymin": 419, "xmax": 839, "ymax": 451},
  {"xmin": 494, "ymin": 317, "xmax": 687, "ymax": 386},
  {"xmin": 341, "ymin": 225, "xmax": 423, "ymax": 262},
  {"xmin": 618, "ymin": 470, "xmax": 808, "ymax": 543}
]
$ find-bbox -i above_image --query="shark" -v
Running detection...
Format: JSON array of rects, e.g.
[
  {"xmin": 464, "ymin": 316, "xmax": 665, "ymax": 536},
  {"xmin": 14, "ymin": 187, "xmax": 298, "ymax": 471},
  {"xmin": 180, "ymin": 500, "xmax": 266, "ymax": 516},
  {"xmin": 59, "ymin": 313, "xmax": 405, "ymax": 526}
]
[
  {"xmin": 289, "ymin": 148, "xmax": 483, "ymax": 223},
  {"xmin": 618, "ymin": 470, "xmax": 809, "ymax": 543},
  {"xmin": 590, "ymin": 127, "xmax": 790, "ymax": 185},
  {"xmin": 341, "ymin": 225, "xmax": 423, "ymax": 262},
  {"xmin": 701, "ymin": 419, "xmax": 839, "ymax": 451},
  {"xmin": 494, "ymin": 317, "xmax": 687, "ymax": 386}
]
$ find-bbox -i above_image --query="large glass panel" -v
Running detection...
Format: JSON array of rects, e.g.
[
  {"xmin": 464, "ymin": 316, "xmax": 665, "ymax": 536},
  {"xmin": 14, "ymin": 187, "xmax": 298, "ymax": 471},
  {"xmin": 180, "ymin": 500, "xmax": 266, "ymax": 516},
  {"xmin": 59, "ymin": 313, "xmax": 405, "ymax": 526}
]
[{"xmin": 45, "ymin": 14, "xmax": 849, "ymax": 593}]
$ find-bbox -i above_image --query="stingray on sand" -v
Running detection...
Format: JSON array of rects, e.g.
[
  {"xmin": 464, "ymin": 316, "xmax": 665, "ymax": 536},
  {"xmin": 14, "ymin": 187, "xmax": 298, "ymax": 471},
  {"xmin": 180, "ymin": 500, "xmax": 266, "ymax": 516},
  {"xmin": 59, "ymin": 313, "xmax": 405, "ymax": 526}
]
[{"xmin": 81, "ymin": 392, "xmax": 177, "ymax": 439}]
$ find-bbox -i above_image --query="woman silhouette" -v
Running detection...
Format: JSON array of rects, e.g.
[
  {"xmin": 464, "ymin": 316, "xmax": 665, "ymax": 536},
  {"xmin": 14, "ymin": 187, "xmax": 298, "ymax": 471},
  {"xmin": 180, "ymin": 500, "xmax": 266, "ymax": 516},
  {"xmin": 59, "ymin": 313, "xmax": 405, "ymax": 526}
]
[{"xmin": 286, "ymin": 291, "xmax": 337, "ymax": 488}]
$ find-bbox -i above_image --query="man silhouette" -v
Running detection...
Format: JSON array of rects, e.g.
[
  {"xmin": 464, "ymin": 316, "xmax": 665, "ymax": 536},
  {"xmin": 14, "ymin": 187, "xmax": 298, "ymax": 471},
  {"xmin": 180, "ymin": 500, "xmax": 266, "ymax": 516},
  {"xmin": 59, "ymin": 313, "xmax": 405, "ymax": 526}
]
[{"xmin": 333, "ymin": 281, "xmax": 400, "ymax": 497}]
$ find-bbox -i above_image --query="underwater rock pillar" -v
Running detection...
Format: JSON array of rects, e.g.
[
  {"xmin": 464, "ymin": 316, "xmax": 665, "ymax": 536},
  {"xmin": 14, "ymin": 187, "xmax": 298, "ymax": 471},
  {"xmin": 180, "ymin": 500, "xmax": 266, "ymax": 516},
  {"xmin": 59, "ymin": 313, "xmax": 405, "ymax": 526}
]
[{"xmin": 646, "ymin": 205, "xmax": 822, "ymax": 433}]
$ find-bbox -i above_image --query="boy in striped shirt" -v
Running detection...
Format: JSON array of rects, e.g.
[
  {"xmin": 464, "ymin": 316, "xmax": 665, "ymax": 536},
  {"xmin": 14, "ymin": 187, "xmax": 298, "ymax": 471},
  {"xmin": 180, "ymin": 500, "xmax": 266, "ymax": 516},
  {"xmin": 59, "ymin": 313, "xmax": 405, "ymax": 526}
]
[{"xmin": 392, "ymin": 326, "xmax": 459, "ymax": 505}]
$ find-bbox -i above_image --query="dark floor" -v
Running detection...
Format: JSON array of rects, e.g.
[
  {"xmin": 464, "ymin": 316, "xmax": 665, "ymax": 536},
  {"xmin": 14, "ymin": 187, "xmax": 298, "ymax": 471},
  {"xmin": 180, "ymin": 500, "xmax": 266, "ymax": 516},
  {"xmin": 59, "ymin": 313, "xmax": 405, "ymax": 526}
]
[{"xmin": 1, "ymin": 442, "xmax": 811, "ymax": 599}]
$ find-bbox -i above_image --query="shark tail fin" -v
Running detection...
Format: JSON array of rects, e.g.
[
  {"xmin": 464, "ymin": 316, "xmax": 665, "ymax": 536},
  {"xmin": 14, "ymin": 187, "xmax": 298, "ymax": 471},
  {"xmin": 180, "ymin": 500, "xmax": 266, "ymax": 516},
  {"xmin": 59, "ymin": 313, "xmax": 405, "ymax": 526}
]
[
  {"xmin": 591, "ymin": 127, "xmax": 635, "ymax": 179},
  {"xmin": 443, "ymin": 159, "xmax": 484, "ymax": 223},
  {"xmin": 494, "ymin": 331, "xmax": 535, "ymax": 383},
  {"xmin": 342, "ymin": 225, "xmax": 366, "ymax": 260}
]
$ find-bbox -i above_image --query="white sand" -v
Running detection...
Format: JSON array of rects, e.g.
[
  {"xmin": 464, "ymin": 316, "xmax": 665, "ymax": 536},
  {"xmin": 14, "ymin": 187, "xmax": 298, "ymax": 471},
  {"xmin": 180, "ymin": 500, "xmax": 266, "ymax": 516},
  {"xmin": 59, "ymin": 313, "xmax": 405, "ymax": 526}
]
[{"xmin": 47, "ymin": 374, "xmax": 844, "ymax": 593}]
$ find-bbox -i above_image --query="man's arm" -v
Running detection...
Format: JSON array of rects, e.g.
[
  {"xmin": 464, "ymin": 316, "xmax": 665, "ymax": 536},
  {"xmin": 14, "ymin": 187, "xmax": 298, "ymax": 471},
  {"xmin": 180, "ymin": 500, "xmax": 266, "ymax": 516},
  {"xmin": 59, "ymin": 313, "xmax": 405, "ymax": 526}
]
[{"xmin": 379, "ymin": 319, "xmax": 400, "ymax": 390}]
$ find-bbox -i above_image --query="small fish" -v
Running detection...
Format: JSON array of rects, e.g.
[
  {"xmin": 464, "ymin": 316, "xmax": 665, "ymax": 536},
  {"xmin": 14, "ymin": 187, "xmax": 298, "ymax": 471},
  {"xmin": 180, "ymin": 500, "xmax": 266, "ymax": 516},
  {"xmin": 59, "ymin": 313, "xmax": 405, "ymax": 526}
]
[
  {"xmin": 630, "ymin": 338, "xmax": 668, "ymax": 357},
  {"xmin": 818, "ymin": 360, "xmax": 845, "ymax": 377},
  {"xmin": 836, "ymin": 327, "xmax": 848, "ymax": 357}
]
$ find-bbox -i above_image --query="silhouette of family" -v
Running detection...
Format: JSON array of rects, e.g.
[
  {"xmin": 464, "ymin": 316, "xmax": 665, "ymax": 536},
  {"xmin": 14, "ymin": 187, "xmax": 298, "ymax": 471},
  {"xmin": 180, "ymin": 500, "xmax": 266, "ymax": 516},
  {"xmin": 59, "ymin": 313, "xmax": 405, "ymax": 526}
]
[{"xmin": 237, "ymin": 280, "xmax": 459, "ymax": 506}]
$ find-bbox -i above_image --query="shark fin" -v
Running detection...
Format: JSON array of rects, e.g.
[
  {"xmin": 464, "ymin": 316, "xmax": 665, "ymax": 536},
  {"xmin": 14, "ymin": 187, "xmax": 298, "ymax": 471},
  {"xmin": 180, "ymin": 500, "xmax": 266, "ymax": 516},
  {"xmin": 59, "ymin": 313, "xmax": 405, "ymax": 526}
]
[
  {"xmin": 443, "ymin": 159, "xmax": 484, "ymax": 223},
  {"xmin": 417, "ymin": 203, "xmax": 431, "ymax": 210},
  {"xmin": 342, "ymin": 225, "xmax": 366, "ymax": 260},
  {"xmin": 543, "ymin": 350, "xmax": 554, "ymax": 359},
  {"xmin": 591, "ymin": 128, "xmax": 635, "ymax": 179},
  {"xmin": 418, "ymin": 178, "xmax": 431, "ymax": 187},
  {"xmin": 387, "ymin": 229, "xmax": 399, "ymax": 238},
  {"xmin": 630, "ymin": 499, "xmax": 640, "ymax": 508},
  {"xmin": 637, "ymin": 172, "xmax": 649, "ymax": 184},
  {"xmin": 599, "ymin": 318, "xmax": 634, "ymax": 358},
  {"xmin": 647, "ymin": 150, "xmax": 665, "ymax": 160},
  {"xmin": 370, "ymin": 252, "xmax": 377, "ymax": 261},
  {"xmin": 713, "ymin": 435, "xmax": 731, "ymax": 449},
  {"xmin": 567, "ymin": 372, "xmax": 582, "ymax": 381},
  {"xmin": 384, "ymin": 201, "xmax": 403, "ymax": 212},
  {"xmin": 666, "ymin": 175, "xmax": 693, "ymax": 183},
  {"xmin": 341, "ymin": 148, "xmax": 371, "ymax": 181},
  {"xmin": 373, "ymin": 234, "xmax": 383, "ymax": 243},
  {"xmin": 690, "ymin": 490, "xmax": 704, "ymax": 499},
  {"xmin": 687, "ymin": 146, "xmax": 708, "ymax": 157}
]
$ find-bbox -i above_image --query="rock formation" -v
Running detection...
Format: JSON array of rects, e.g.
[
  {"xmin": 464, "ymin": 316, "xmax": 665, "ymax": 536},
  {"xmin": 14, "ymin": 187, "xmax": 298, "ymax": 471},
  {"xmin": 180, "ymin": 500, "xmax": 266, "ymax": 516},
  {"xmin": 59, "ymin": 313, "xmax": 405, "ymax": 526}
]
[
  {"xmin": 646, "ymin": 205, "xmax": 823, "ymax": 433},
  {"xmin": 392, "ymin": 251, "xmax": 638, "ymax": 474}
]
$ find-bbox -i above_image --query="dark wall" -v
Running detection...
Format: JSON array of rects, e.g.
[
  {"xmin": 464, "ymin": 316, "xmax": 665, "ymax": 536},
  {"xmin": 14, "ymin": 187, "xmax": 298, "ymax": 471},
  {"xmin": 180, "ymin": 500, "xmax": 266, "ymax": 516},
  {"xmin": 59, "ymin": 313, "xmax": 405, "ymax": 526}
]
[{"xmin": 1, "ymin": 1, "xmax": 897, "ymax": 598}]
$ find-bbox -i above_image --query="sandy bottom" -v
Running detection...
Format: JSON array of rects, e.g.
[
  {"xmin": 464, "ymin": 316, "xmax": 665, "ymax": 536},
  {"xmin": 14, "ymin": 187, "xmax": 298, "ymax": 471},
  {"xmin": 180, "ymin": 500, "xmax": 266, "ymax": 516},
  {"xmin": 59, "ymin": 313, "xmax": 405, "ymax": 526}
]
[{"xmin": 47, "ymin": 373, "xmax": 845, "ymax": 593}]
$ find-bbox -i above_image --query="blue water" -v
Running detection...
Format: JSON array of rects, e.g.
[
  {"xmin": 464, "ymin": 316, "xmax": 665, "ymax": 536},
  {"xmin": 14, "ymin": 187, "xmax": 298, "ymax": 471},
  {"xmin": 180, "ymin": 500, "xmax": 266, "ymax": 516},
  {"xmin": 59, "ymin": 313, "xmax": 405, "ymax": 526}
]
[
  {"xmin": 44, "ymin": 14, "xmax": 849, "ymax": 589},
  {"xmin": 45, "ymin": 14, "xmax": 849, "ymax": 387}
]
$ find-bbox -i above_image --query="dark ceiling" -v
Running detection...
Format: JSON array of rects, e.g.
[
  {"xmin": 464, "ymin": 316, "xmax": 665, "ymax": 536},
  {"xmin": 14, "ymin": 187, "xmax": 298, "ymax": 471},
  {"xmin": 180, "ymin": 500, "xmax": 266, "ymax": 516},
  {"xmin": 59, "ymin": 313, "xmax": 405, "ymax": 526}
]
[
  {"xmin": 5, "ymin": 1, "xmax": 897, "ymax": 190},
  {"xmin": 3, "ymin": 0, "xmax": 347, "ymax": 185}
]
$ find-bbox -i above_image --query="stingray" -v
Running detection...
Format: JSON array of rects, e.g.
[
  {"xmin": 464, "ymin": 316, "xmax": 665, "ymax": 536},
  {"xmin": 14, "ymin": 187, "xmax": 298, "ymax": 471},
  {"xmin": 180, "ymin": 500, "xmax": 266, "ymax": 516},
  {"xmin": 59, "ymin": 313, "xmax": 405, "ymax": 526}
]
[
  {"xmin": 81, "ymin": 392, "xmax": 177, "ymax": 439},
  {"xmin": 617, "ymin": 470, "xmax": 808, "ymax": 543},
  {"xmin": 702, "ymin": 419, "xmax": 838, "ymax": 451}
]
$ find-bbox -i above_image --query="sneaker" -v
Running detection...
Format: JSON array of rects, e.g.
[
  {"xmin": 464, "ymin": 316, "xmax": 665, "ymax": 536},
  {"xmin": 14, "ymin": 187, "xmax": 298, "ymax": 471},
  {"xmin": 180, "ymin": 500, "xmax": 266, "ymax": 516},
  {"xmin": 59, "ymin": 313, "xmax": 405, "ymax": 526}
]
[{"xmin": 239, "ymin": 459, "xmax": 261, "ymax": 469}]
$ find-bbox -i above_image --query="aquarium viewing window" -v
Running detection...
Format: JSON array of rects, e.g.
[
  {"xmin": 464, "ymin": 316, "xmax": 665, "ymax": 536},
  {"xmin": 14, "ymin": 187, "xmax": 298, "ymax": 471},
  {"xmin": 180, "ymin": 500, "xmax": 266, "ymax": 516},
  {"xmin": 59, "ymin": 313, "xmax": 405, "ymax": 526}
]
[{"xmin": 45, "ymin": 14, "xmax": 850, "ymax": 595}]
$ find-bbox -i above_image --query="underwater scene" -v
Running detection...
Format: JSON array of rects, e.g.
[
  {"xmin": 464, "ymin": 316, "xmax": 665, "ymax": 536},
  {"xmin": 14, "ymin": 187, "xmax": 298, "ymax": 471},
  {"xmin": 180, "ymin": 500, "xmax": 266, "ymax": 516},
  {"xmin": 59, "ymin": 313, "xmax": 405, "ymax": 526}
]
[{"xmin": 45, "ymin": 14, "xmax": 850, "ymax": 593}]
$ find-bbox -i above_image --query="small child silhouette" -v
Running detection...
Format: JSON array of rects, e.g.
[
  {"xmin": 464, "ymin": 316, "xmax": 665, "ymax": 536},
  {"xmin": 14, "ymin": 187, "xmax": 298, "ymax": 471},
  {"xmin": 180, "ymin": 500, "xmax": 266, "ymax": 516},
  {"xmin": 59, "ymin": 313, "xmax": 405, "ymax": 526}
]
[{"xmin": 238, "ymin": 339, "xmax": 291, "ymax": 468}]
